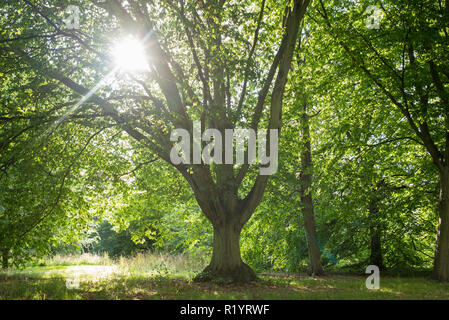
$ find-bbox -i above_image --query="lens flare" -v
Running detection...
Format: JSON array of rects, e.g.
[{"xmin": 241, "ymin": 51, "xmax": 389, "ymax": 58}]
[{"xmin": 112, "ymin": 37, "xmax": 148, "ymax": 72}]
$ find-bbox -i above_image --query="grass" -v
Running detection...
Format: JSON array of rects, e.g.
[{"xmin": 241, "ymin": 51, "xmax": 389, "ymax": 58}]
[
  {"xmin": 1, "ymin": 253, "xmax": 449, "ymax": 300},
  {"xmin": 32, "ymin": 252, "xmax": 113, "ymax": 267}
]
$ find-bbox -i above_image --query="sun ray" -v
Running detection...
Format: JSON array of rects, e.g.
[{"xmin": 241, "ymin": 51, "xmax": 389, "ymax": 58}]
[{"xmin": 37, "ymin": 28, "xmax": 156, "ymax": 143}]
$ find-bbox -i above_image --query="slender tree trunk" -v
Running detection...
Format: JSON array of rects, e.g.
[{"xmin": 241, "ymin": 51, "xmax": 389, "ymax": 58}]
[
  {"xmin": 196, "ymin": 218, "xmax": 256, "ymax": 282},
  {"xmin": 368, "ymin": 192, "xmax": 384, "ymax": 270},
  {"xmin": 368, "ymin": 198, "xmax": 384, "ymax": 270},
  {"xmin": 302, "ymin": 207, "xmax": 323, "ymax": 276},
  {"xmin": 1, "ymin": 249, "xmax": 8, "ymax": 270},
  {"xmin": 433, "ymin": 166, "xmax": 449, "ymax": 281},
  {"xmin": 299, "ymin": 104, "xmax": 323, "ymax": 276},
  {"xmin": 369, "ymin": 225, "xmax": 383, "ymax": 269}
]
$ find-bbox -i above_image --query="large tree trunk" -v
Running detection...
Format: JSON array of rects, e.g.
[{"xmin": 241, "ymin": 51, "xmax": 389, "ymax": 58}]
[
  {"xmin": 195, "ymin": 219, "xmax": 256, "ymax": 283},
  {"xmin": 299, "ymin": 104, "xmax": 323, "ymax": 276},
  {"xmin": 368, "ymin": 198, "xmax": 384, "ymax": 270},
  {"xmin": 1, "ymin": 249, "xmax": 8, "ymax": 270},
  {"xmin": 432, "ymin": 166, "xmax": 449, "ymax": 281}
]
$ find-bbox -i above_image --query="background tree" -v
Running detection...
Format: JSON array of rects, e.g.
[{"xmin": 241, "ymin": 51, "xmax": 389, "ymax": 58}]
[{"xmin": 311, "ymin": 0, "xmax": 449, "ymax": 281}]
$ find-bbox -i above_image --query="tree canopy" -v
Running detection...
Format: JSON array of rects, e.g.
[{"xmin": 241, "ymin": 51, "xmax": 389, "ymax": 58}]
[{"xmin": 1, "ymin": 0, "xmax": 448, "ymax": 283}]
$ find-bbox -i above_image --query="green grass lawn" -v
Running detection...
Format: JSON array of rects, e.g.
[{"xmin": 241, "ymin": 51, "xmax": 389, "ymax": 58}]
[{"xmin": 1, "ymin": 264, "xmax": 449, "ymax": 300}]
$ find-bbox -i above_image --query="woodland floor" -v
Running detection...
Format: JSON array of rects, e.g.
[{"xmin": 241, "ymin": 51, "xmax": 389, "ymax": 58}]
[{"xmin": 1, "ymin": 265, "xmax": 449, "ymax": 299}]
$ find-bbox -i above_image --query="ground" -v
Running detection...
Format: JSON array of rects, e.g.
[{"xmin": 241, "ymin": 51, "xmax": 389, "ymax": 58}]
[{"xmin": 1, "ymin": 260, "xmax": 449, "ymax": 300}]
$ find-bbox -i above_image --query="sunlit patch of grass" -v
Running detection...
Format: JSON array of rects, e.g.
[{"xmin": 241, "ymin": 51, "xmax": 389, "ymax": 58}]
[
  {"xmin": 117, "ymin": 252, "xmax": 208, "ymax": 279},
  {"xmin": 34, "ymin": 253, "xmax": 112, "ymax": 267}
]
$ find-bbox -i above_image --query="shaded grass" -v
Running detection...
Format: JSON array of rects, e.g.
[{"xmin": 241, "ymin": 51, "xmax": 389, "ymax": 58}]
[
  {"xmin": 1, "ymin": 271, "xmax": 449, "ymax": 300},
  {"xmin": 1, "ymin": 253, "xmax": 449, "ymax": 300},
  {"xmin": 0, "ymin": 275, "xmax": 83, "ymax": 300}
]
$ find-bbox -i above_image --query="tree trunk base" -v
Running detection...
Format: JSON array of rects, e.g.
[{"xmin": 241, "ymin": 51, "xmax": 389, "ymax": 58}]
[
  {"xmin": 307, "ymin": 267, "xmax": 324, "ymax": 277},
  {"xmin": 194, "ymin": 262, "xmax": 257, "ymax": 284},
  {"xmin": 432, "ymin": 268, "xmax": 449, "ymax": 282}
]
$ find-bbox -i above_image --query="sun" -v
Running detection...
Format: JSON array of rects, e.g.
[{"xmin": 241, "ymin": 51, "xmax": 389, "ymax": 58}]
[{"xmin": 112, "ymin": 36, "xmax": 149, "ymax": 72}]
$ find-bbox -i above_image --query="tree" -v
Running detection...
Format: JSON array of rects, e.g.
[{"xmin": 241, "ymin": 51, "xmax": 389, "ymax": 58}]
[
  {"xmin": 298, "ymin": 102, "xmax": 323, "ymax": 275},
  {"xmin": 0, "ymin": 106, "xmax": 114, "ymax": 268},
  {"xmin": 313, "ymin": 0, "xmax": 449, "ymax": 281},
  {"xmin": 0, "ymin": 0, "xmax": 309, "ymax": 282},
  {"xmin": 293, "ymin": 13, "xmax": 438, "ymax": 271},
  {"xmin": 290, "ymin": 30, "xmax": 324, "ymax": 275}
]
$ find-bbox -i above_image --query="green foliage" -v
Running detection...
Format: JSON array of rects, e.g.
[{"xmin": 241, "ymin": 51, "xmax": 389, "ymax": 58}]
[
  {"xmin": 88, "ymin": 221, "xmax": 153, "ymax": 258},
  {"xmin": 0, "ymin": 0, "xmax": 447, "ymax": 280}
]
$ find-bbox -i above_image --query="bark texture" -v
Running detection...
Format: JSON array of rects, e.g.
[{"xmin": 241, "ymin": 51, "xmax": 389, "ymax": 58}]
[{"xmin": 195, "ymin": 220, "xmax": 256, "ymax": 282}]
